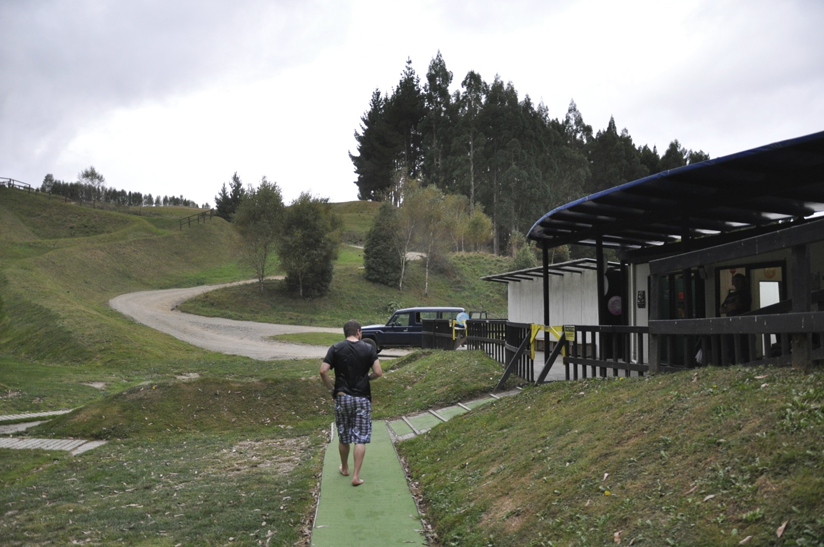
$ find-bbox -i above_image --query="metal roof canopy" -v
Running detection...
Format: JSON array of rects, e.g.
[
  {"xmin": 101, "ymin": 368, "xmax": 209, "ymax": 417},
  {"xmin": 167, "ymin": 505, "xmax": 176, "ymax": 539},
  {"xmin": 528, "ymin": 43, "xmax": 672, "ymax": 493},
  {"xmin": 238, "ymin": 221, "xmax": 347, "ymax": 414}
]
[
  {"xmin": 481, "ymin": 258, "xmax": 620, "ymax": 284},
  {"xmin": 527, "ymin": 131, "xmax": 824, "ymax": 260}
]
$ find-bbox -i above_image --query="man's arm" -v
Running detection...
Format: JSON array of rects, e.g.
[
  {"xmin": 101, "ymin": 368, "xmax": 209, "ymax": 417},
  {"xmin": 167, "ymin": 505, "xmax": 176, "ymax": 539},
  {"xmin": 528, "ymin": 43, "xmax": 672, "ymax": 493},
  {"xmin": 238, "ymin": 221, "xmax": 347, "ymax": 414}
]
[
  {"xmin": 368, "ymin": 359, "xmax": 382, "ymax": 381},
  {"xmin": 320, "ymin": 361, "xmax": 334, "ymax": 394}
]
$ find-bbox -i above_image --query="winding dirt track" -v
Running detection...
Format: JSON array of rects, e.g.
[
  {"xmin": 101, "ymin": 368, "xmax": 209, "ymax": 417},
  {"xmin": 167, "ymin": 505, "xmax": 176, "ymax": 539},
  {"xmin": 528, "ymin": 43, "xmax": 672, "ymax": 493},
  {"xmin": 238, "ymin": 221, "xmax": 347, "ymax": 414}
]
[{"xmin": 109, "ymin": 279, "xmax": 342, "ymax": 360}]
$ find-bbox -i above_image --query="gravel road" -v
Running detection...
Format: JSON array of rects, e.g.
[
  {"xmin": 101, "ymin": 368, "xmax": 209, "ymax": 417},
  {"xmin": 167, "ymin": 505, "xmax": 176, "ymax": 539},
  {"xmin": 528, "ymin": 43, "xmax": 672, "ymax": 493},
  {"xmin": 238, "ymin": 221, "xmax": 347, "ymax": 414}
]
[{"xmin": 109, "ymin": 279, "xmax": 343, "ymax": 360}]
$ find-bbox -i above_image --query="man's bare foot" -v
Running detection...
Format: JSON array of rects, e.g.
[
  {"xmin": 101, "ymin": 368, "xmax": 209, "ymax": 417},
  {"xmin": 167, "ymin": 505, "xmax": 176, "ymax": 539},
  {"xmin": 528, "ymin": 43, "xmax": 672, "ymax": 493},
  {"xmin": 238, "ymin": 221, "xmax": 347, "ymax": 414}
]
[
  {"xmin": 339, "ymin": 465, "xmax": 349, "ymax": 476},
  {"xmin": 352, "ymin": 478, "xmax": 364, "ymax": 487}
]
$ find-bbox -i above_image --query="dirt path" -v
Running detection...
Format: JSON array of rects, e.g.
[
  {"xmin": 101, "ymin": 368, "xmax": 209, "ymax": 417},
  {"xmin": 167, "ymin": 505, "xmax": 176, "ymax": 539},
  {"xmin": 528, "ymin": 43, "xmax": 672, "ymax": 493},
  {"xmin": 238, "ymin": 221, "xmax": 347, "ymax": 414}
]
[{"xmin": 109, "ymin": 279, "xmax": 342, "ymax": 360}]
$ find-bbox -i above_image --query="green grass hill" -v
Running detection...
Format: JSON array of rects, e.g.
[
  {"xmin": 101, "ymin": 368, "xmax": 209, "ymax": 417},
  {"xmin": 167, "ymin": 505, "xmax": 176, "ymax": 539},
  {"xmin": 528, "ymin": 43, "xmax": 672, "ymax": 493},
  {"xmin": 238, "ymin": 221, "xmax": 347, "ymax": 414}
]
[{"xmin": 1, "ymin": 187, "xmax": 821, "ymax": 546}]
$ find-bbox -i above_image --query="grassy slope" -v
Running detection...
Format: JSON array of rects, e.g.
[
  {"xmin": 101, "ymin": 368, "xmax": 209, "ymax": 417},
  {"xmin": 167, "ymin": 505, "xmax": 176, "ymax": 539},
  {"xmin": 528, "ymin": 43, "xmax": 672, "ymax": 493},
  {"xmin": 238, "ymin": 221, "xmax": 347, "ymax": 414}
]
[
  {"xmin": 399, "ymin": 366, "xmax": 824, "ymax": 546},
  {"xmin": 333, "ymin": 199, "xmax": 381, "ymax": 245},
  {"xmin": 0, "ymin": 190, "xmax": 255, "ymax": 412}
]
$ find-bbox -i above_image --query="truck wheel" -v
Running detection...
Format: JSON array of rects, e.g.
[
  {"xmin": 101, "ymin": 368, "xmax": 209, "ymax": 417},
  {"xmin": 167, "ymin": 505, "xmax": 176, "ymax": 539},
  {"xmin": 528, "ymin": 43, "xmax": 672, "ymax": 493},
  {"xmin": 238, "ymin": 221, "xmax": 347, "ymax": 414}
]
[{"xmin": 363, "ymin": 337, "xmax": 381, "ymax": 354}]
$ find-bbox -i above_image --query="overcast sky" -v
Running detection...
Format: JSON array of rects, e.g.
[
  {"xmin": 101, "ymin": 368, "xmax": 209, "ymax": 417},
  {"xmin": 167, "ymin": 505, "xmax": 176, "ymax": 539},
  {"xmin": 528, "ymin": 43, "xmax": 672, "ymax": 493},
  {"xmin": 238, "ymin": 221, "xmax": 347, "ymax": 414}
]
[{"xmin": 2, "ymin": 0, "xmax": 823, "ymax": 208}]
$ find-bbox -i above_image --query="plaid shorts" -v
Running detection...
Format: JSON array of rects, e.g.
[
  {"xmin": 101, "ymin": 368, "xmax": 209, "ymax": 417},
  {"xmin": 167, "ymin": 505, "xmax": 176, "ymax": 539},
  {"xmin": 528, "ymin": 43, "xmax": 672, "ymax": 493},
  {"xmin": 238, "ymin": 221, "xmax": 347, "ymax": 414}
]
[{"xmin": 334, "ymin": 393, "xmax": 372, "ymax": 444}]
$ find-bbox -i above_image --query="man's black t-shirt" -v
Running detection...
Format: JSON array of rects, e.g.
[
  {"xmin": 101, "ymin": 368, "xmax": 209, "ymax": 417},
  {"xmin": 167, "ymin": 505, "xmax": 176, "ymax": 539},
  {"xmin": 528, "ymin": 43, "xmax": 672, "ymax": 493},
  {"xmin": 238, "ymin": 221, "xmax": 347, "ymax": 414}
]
[{"xmin": 324, "ymin": 340, "xmax": 378, "ymax": 401}]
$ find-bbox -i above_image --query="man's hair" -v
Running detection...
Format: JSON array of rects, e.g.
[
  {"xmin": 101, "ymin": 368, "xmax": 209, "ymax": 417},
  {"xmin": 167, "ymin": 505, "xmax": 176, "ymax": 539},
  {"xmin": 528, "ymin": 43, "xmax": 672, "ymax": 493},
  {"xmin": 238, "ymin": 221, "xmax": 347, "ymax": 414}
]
[
  {"xmin": 343, "ymin": 319, "xmax": 361, "ymax": 338},
  {"xmin": 732, "ymin": 273, "xmax": 747, "ymax": 288}
]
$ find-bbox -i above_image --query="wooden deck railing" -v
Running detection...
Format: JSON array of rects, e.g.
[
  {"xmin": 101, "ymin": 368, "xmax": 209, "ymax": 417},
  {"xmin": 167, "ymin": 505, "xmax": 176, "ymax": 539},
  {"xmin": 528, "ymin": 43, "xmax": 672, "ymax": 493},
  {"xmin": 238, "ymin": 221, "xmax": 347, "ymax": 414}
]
[
  {"xmin": 422, "ymin": 319, "xmax": 535, "ymax": 383},
  {"xmin": 650, "ymin": 311, "xmax": 824, "ymax": 371},
  {"xmin": 424, "ymin": 309, "xmax": 822, "ymax": 390},
  {"xmin": 564, "ymin": 325, "xmax": 650, "ymax": 379}
]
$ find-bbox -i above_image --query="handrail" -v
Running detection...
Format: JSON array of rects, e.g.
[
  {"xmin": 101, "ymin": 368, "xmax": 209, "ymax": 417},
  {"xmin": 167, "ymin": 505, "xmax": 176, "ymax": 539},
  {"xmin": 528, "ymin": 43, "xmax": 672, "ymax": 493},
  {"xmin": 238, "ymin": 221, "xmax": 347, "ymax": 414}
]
[
  {"xmin": 1, "ymin": 177, "xmax": 32, "ymax": 191},
  {"xmin": 179, "ymin": 209, "xmax": 215, "ymax": 230}
]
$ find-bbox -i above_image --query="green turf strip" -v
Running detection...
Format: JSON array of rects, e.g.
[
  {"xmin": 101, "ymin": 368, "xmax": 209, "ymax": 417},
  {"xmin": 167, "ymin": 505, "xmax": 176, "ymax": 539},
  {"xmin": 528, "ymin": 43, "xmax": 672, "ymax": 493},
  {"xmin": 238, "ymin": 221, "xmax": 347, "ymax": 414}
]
[
  {"xmin": 313, "ymin": 421, "xmax": 425, "ymax": 546},
  {"xmin": 436, "ymin": 405, "xmax": 469, "ymax": 420},
  {"xmin": 407, "ymin": 413, "xmax": 442, "ymax": 432},
  {"xmin": 464, "ymin": 397, "xmax": 494, "ymax": 409},
  {"xmin": 387, "ymin": 419, "xmax": 414, "ymax": 437}
]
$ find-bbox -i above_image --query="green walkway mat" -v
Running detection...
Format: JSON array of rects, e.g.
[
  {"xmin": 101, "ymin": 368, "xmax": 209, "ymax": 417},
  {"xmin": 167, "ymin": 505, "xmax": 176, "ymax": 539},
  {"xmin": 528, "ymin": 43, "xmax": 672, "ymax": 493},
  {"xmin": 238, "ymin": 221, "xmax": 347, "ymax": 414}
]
[
  {"xmin": 312, "ymin": 421, "xmax": 425, "ymax": 546},
  {"xmin": 465, "ymin": 397, "xmax": 496, "ymax": 410},
  {"xmin": 387, "ymin": 419, "xmax": 414, "ymax": 437},
  {"xmin": 406, "ymin": 413, "xmax": 442, "ymax": 432},
  {"xmin": 437, "ymin": 405, "xmax": 469, "ymax": 420}
]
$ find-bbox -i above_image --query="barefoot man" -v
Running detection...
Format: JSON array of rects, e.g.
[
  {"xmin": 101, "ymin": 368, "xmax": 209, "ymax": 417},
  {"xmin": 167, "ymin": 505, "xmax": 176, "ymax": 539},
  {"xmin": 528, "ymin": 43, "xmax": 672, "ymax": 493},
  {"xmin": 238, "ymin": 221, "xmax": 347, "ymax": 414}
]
[{"xmin": 320, "ymin": 320, "xmax": 382, "ymax": 486}]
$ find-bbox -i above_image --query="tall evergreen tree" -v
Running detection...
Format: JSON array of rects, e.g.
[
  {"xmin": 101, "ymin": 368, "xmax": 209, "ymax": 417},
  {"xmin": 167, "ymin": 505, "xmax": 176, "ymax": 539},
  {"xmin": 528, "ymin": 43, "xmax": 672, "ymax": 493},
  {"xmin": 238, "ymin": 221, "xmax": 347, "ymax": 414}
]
[
  {"xmin": 350, "ymin": 90, "xmax": 396, "ymax": 201},
  {"xmin": 660, "ymin": 140, "xmax": 689, "ymax": 171},
  {"xmin": 421, "ymin": 51, "xmax": 454, "ymax": 189},
  {"xmin": 563, "ymin": 100, "xmax": 593, "ymax": 152},
  {"xmin": 363, "ymin": 202, "xmax": 402, "ymax": 287},
  {"xmin": 215, "ymin": 172, "xmax": 245, "ymax": 221},
  {"xmin": 638, "ymin": 144, "xmax": 661, "ymax": 175},
  {"xmin": 687, "ymin": 149, "xmax": 710, "ymax": 164},
  {"xmin": 451, "ymin": 70, "xmax": 487, "ymax": 217},
  {"xmin": 586, "ymin": 117, "xmax": 647, "ymax": 194},
  {"xmin": 386, "ymin": 58, "xmax": 426, "ymax": 179}
]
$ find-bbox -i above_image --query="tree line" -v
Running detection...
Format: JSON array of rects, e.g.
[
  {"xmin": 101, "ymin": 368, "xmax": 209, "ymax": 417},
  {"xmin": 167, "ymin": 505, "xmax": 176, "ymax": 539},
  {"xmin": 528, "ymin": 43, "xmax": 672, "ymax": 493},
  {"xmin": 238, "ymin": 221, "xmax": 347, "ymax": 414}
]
[
  {"xmin": 40, "ymin": 167, "xmax": 204, "ymax": 208},
  {"xmin": 350, "ymin": 52, "xmax": 709, "ymax": 255}
]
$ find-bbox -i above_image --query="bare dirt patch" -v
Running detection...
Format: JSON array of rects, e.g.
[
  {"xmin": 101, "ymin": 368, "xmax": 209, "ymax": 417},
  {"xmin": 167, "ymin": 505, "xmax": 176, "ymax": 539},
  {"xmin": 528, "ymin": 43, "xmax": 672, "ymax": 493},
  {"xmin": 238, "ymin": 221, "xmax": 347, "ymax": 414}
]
[
  {"xmin": 175, "ymin": 373, "xmax": 201, "ymax": 381},
  {"xmin": 81, "ymin": 382, "xmax": 107, "ymax": 390},
  {"xmin": 213, "ymin": 437, "xmax": 312, "ymax": 477}
]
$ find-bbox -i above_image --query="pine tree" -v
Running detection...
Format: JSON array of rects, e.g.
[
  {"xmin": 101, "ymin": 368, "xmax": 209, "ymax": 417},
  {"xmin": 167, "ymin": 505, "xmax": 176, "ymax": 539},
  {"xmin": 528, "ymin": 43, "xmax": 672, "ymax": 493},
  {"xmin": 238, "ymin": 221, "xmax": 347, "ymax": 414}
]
[
  {"xmin": 660, "ymin": 140, "xmax": 688, "ymax": 171},
  {"xmin": 214, "ymin": 172, "xmax": 245, "ymax": 221},
  {"xmin": 586, "ymin": 116, "xmax": 647, "ymax": 194},
  {"xmin": 638, "ymin": 144, "xmax": 661, "ymax": 175},
  {"xmin": 350, "ymin": 90, "xmax": 396, "ymax": 200},
  {"xmin": 363, "ymin": 202, "xmax": 402, "ymax": 287},
  {"xmin": 386, "ymin": 58, "xmax": 426, "ymax": 179}
]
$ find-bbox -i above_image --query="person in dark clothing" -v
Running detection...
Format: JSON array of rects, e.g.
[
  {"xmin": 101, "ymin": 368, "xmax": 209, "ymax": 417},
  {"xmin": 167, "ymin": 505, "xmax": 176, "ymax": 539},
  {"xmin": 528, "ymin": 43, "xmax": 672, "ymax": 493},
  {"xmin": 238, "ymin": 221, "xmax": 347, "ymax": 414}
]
[
  {"xmin": 320, "ymin": 319, "xmax": 382, "ymax": 486},
  {"xmin": 721, "ymin": 273, "xmax": 752, "ymax": 363},
  {"xmin": 720, "ymin": 273, "xmax": 752, "ymax": 316}
]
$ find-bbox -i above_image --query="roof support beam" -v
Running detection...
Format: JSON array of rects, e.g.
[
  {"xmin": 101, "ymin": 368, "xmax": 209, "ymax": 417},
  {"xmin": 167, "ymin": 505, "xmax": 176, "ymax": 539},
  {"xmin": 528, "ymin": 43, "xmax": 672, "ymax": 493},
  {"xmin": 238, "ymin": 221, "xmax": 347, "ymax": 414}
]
[{"xmin": 649, "ymin": 217, "xmax": 824, "ymax": 275}]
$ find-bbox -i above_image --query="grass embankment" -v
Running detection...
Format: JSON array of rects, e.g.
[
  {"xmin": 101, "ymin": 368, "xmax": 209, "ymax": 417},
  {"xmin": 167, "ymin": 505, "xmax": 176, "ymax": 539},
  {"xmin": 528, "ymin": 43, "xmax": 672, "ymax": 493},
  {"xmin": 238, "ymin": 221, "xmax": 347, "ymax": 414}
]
[
  {"xmin": 399, "ymin": 366, "xmax": 824, "ymax": 546},
  {"xmin": 1, "ymin": 351, "xmax": 513, "ymax": 546}
]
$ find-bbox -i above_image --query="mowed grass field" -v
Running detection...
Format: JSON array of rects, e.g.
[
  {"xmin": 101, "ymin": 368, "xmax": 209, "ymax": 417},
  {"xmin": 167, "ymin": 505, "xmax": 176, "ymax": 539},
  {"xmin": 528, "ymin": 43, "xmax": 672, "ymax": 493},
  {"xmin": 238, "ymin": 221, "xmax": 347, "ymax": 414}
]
[{"xmin": 1, "ymin": 187, "xmax": 822, "ymax": 546}]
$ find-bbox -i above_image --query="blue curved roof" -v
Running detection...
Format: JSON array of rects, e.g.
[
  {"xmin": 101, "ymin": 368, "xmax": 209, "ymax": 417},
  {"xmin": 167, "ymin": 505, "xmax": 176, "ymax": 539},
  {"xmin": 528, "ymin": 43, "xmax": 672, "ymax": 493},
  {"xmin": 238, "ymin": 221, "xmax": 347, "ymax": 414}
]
[{"xmin": 527, "ymin": 131, "xmax": 824, "ymax": 251}]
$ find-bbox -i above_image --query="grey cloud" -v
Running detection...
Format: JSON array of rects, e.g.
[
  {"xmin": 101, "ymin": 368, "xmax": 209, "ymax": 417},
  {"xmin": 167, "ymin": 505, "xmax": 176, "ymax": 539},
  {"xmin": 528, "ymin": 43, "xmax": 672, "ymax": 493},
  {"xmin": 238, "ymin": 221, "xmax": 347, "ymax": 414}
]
[{"xmin": 0, "ymin": 0, "xmax": 348, "ymax": 182}]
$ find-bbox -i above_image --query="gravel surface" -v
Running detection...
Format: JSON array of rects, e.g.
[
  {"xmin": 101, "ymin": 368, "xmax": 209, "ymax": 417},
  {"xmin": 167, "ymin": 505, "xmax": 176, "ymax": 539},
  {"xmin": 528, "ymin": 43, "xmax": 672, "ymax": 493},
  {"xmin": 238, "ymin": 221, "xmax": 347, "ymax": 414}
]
[{"xmin": 109, "ymin": 279, "xmax": 343, "ymax": 360}]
